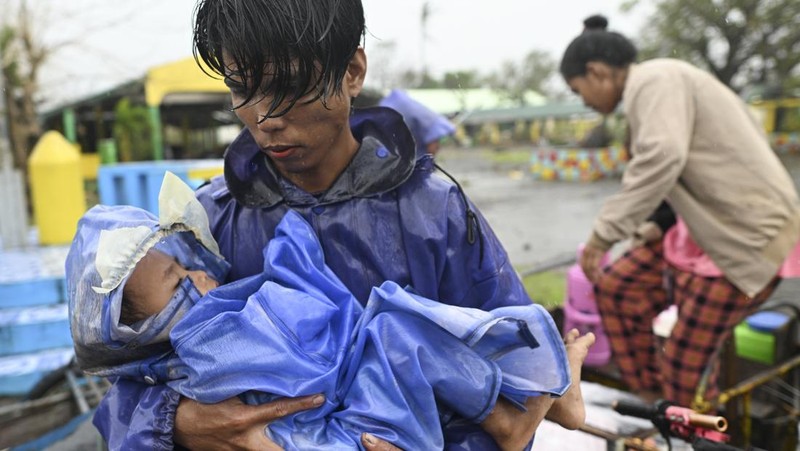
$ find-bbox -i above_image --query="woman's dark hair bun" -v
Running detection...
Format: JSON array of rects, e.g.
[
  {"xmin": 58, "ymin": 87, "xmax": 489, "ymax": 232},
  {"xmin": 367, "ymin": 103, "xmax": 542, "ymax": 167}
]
[{"xmin": 583, "ymin": 15, "xmax": 608, "ymax": 31}]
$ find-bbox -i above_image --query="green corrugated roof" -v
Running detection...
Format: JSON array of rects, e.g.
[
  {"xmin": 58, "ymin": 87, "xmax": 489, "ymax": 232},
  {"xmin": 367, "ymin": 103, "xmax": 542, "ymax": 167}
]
[
  {"xmin": 455, "ymin": 102, "xmax": 599, "ymax": 125},
  {"xmin": 403, "ymin": 88, "xmax": 546, "ymax": 115}
]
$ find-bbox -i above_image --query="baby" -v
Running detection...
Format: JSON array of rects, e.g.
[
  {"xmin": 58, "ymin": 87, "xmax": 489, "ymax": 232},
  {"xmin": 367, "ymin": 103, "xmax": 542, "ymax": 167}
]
[
  {"xmin": 67, "ymin": 172, "xmax": 594, "ymax": 450},
  {"xmin": 119, "ymin": 247, "xmax": 218, "ymax": 325}
]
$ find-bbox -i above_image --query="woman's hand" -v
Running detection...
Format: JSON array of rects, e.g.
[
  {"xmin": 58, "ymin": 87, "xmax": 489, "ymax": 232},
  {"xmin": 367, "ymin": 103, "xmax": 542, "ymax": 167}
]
[
  {"xmin": 174, "ymin": 394, "xmax": 324, "ymax": 450},
  {"xmin": 579, "ymin": 243, "xmax": 606, "ymax": 283}
]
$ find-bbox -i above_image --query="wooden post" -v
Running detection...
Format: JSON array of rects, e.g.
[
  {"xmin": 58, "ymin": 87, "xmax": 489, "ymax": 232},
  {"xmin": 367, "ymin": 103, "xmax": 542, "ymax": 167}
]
[{"xmin": 0, "ymin": 59, "xmax": 28, "ymax": 249}]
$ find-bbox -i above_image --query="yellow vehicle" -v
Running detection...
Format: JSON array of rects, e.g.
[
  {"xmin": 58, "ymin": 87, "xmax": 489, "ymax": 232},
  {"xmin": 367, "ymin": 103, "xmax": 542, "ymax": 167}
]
[{"xmin": 748, "ymin": 97, "xmax": 800, "ymax": 153}]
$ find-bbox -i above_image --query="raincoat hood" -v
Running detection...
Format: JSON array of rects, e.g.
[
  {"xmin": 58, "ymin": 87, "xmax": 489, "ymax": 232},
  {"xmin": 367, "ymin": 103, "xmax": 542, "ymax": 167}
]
[
  {"xmin": 223, "ymin": 106, "xmax": 417, "ymax": 208},
  {"xmin": 66, "ymin": 172, "xmax": 230, "ymax": 376},
  {"xmin": 379, "ymin": 89, "xmax": 456, "ymax": 158}
]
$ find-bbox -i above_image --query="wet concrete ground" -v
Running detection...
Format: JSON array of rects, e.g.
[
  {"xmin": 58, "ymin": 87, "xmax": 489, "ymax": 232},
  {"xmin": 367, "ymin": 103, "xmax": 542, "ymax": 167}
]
[
  {"xmin": 437, "ymin": 147, "xmax": 621, "ymax": 270},
  {"xmin": 438, "ymin": 147, "xmax": 800, "ymax": 271}
]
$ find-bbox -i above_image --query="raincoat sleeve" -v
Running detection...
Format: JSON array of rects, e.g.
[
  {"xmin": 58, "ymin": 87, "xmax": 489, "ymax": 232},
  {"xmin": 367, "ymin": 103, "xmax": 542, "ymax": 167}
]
[{"xmin": 93, "ymin": 378, "xmax": 180, "ymax": 451}]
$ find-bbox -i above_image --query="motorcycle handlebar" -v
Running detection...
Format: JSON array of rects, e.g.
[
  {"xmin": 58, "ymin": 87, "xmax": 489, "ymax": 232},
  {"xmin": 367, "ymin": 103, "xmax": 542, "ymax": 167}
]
[
  {"xmin": 612, "ymin": 400, "xmax": 728, "ymax": 432},
  {"xmin": 612, "ymin": 399, "xmax": 657, "ymax": 420}
]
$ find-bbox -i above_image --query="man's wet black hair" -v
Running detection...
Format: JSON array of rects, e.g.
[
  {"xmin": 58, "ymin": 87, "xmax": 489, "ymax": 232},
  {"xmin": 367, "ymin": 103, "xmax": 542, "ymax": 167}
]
[
  {"xmin": 559, "ymin": 14, "xmax": 637, "ymax": 80},
  {"xmin": 193, "ymin": 0, "xmax": 365, "ymax": 120}
]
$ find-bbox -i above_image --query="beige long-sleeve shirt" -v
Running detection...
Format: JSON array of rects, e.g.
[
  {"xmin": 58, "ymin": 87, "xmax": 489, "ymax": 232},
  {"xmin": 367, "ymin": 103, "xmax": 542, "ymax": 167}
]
[{"xmin": 588, "ymin": 58, "xmax": 800, "ymax": 297}]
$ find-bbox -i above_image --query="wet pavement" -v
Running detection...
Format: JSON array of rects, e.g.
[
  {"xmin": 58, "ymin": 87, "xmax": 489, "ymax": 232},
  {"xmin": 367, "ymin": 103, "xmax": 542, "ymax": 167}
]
[
  {"xmin": 438, "ymin": 148, "xmax": 800, "ymax": 271},
  {"xmin": 437, "ymin": 147, "xmax": 620, "ymax": 270}
]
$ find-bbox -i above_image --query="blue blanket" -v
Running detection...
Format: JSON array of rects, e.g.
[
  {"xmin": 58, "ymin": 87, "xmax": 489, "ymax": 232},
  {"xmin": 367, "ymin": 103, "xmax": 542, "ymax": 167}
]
[{"xmin": 166, "ymin": 211, "xmax": 570, "ymax": 450}]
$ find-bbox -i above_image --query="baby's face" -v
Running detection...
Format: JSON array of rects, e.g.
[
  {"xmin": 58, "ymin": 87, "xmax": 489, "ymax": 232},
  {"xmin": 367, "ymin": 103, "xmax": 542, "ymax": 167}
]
[{"xmin": 125, "ymin": 249, "xmax": 219, "ymax": 317}]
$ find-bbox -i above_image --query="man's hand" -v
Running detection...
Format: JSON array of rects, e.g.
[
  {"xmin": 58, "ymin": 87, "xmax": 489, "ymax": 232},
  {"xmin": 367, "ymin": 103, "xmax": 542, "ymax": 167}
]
[
  {"xmin": 579, "ymin": 243, "xmax": 606, "ymax": 283},
  {"xmin": 174, "ymin": 394, "xmax": 324, "ymax": 450}
]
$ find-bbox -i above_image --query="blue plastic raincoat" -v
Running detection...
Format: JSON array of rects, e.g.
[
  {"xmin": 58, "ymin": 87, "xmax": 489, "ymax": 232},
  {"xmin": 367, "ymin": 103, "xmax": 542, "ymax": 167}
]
[{"xmin": 92, "ymin": 107, "xmax": 555, "ymax": 450}]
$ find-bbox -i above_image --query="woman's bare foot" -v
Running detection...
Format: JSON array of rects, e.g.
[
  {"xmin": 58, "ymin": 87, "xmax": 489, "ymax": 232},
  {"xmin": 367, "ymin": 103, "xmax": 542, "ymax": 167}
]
[{"xmin": 546, "ymin": 328, "xmax": 596, "ymax": 430}]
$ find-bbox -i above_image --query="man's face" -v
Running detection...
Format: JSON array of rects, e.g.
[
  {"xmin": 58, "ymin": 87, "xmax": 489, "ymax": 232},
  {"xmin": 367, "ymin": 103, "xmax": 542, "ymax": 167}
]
[
  {"xmin": 224, "ymin": 49, "xmax": 367, "ymax": 193},
  {"xmin": 124, "ymin": 249, "xmax": 218, "ymax": 318}
]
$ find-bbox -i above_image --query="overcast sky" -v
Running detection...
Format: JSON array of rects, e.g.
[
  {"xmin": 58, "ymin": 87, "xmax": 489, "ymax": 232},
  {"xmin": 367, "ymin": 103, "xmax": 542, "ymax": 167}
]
[{"xmin": 33, "ymin": 0, "xmax": 649, "ymax": 107}]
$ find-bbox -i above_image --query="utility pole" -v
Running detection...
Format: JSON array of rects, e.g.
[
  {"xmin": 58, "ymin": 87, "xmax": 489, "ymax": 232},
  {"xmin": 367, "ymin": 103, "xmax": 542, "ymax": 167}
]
[{"xmin": 420, "ymin": 1, "xmax": 432, "ymax": 82}]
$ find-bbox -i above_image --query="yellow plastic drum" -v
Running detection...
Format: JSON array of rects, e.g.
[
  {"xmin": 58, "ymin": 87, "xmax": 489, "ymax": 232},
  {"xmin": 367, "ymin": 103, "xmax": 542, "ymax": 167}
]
[{"xmin": 28, "ymin": 131, "xmax": 86, "ymax": 245}]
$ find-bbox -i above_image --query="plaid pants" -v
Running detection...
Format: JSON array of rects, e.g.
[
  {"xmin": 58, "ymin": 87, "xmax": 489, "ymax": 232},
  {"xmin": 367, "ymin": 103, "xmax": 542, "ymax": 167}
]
[{"xmin": 594, "ymin": 240, "xmax": 779, "ymax": 407}]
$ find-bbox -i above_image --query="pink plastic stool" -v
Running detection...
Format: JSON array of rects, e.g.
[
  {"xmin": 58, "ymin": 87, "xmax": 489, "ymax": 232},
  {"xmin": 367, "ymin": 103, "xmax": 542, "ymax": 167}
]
[
  {"xmin": 562, "ymin": 244, "xmax": 611, "ymax": 366},
  {"xmin": 563, "ymin": 301, "xmax": 611, "ymax": 366},
  {"xmin": 566, "ymin": 262, "xmax": 599, "ymax": 313}
]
